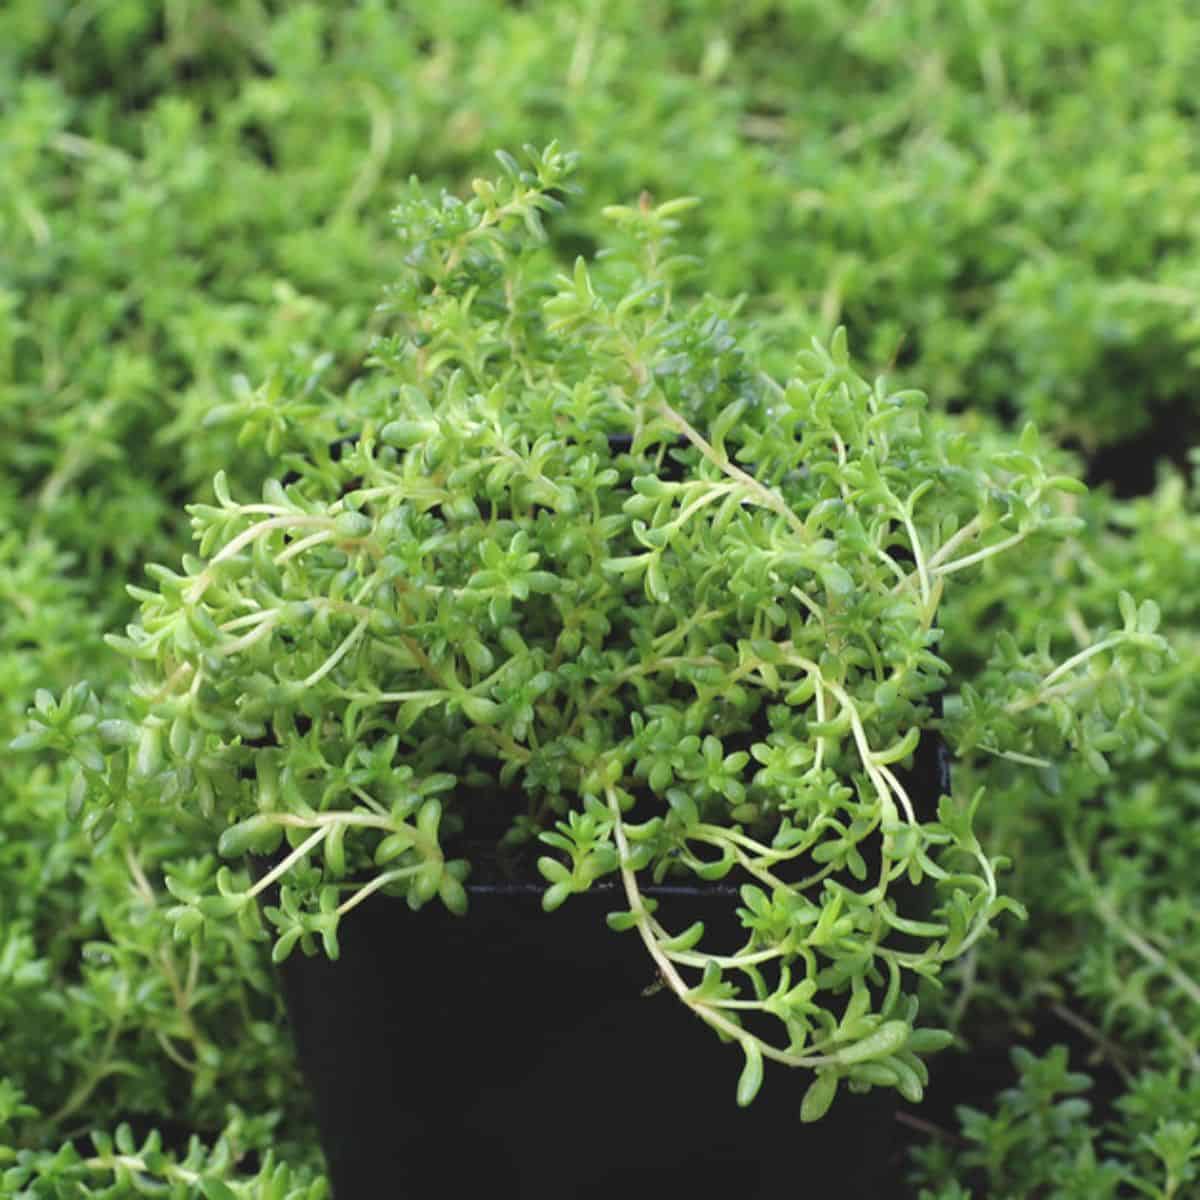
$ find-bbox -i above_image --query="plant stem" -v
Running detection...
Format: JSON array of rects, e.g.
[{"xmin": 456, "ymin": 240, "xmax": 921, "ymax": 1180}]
[
  {"xmin": 656, "ymin": 401, "xmax": 811, "ymax": 542},
  {"xmin": 1066, "ymin": 837, "xmax": 1200, "ymax": 1012},
  {"xmin": 244, "ymin": 826, "xmax": 331, "ymax": 901},
  {"xmin": 300, "ymin": 616, "xmax": 369, "ymax": 688},
  {"xmin": 336, "ymin": 867, "xmax": 422, "ymax": 917},
  {"xmin": 187, "ymin": 514, "xmax": 331, "ymax": 602}
]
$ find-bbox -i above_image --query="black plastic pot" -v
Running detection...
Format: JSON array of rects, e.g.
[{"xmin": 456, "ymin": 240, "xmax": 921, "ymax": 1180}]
[
  {"xmin": 254, "ymin": 725, "xmax": 948, "ymax": 1199},
  {"xmin": 272, "ymin": 879, "xmax": 891, "ymax": 1197}
]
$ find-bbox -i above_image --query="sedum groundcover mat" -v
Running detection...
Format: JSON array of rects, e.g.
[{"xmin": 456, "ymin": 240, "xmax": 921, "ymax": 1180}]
[{"xmin": 2, "ymin": 3, "xmax": 1198, "ymax": 1197}]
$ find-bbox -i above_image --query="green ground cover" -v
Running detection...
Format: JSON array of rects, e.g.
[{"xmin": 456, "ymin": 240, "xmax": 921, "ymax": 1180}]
[{"xmin": 2, "ymin": 3, "xmax": 1198, "ymax": 1195}]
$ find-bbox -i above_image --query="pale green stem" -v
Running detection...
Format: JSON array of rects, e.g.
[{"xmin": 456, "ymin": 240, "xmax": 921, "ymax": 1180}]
[
  {"xmin": 832, "ymin": 433, "xmax": 849, "ymax": 480},
  {"xmin": 976, "ymin": 744, "xmax": 1053, "ymax": 768},
  {"xmin": 818, "ymin": 672, "xmax": 914, "ymax": 825},
  {"xmin": 337, "ymin": 867, "xmax": 423, "ymax": 917},
  {"xmin": 244, "ymin": 827, "xmax": 330, "ymax": 900},
  {"xmin": 875, "ymin": 761, "xmax": 920, "ymax": 824},
  {"xmin": 650, "ymin": 605, "xmax": 732, "ymax": 653},
  {"xmin": 84, "ymin": 1156, "xmax": 200, "ymax": 1187},
  {"xmin": 947, "ymin": 946, "xmax": 979, "ymax": 1030},
  {"xmin": 216, "ymin": 502, "xmax": 294, "ymax": 517},
  {"xmin": 1005, "ymin": 639, "xmax": 1125, "ymax": 716},
  {"xmin": 1066, "ymin": 838, "xmax": 1200, "ymax": 1011},
  {"xmin": 51, "ymin": 130, "xmax": 134, "ymax": 167},
  {"xmin": 219, "ymin": 614, "xmax": 281, "ymax": 658},
  {"xmin": 218, "ymin": 609, "xmax": 276, "ymax": 633},
  {"xmin": 683, "ymin": 842, "xmax": 784, "ymax": 892},
  {"xmin": 813, "ymin": 670, "xmax": 828, "ymax": 774},
  {"xmin": 949, "ymin": 846, "xmax": 1000, "ymax": 957},
  {"xmin": 275, "ymin": 528, "xmax": 334, "ymax": 565},
  {"xmin": 934, "ymin": 529, "xmax": 1028, "ymax": 577},
  {"xmin": 47, "ymin": 930, "xmax": 167, "ymax": 1138},
  {"xmin": 154, "ymin": 1031, "xmax": 199, "ymax": 1073},
  {"xmin": 899, "ymin": 506, "xmax": 931, "ymax": 610},
  {"xmin": 209, "ymin": 514, "xmax": 328, "ymax": 568},
  {"xmin": 657, "ymin": 403, "xmax": 810, "ymax": 542},
  {"xmin": 694, "ymin": 823, "xmax": 816, "ymax": 862},
  {"xmin": 185, "ymin": 943, "xmax": 200, "ymax": 1005},
  {"xmin": 874, "ymin": 545, "xmax": 909, "ymax": 587},
  {"xmin": 790, "ymin": 585, "xmax": 826, "ymax": 623},
  {"xmin": 1037, "ymin": 634, "xmax": 1125, "ymax": 691},
  {"xmin": 605, "ymin": 784, "xmax": 871, "ymax": 1070},
  {"xmin": 300, "ymin": 616, "xmax": 369, "ymax": 688},
  {"xmin": 188, "ymin": 514, "xmax": 330, "ymax": 601},
  {"xmin": 663, "ymin": 481, "xmax": 741, "ymax": 536},
  {"xmin": 342, "ymin": 688, "xmax": 448, "ymax": 704},
  {"xmin": 334, "ymin": 81, "xmax": 394, "ymax": 221},
  {"xmin": 349, "ymin": 784, "xmax": 392, "ymax": 817},
  {"xmin": 266, "ymin": 811, "xmax": 398, "ymax": 832},
  {"xmin": 665, "ymin": 945, "xmax": 787, "ymax": 970},
  {"xmin": 926, "ymin": 515, "xmax": 983, "ymax": 571}
]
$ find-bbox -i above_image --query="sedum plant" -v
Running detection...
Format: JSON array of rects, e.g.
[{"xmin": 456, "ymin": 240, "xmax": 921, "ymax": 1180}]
[
  {"xmin": 900, "ymin": 455, "xmax": 1197, "ymax": 1197},
  {"xmin": 2, "ymin": 1105, "xmax": 328, "ymax": 1199},
  {"xmin": 910, "ymin": 1048, "xmax": 1200, "ymax": 1199},
  {"xmin": 34, "ymin": 146, "xmax": 1166, "ymax": 1123}
]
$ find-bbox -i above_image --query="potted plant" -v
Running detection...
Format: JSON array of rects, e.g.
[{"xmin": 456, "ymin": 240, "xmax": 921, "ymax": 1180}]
[{"xmin": 26, "ymin": 145, "xmax": 1168, "ymax": 1196}]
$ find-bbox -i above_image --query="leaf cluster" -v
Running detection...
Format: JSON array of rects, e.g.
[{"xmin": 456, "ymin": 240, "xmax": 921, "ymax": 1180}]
[
  {"xmin": 911, "ymin": 1049, "xmax": 1200, "ymax": 1199},
  {"xmin": 28, "ymin": 150, "xmax": 1133, "ymax": 1125},
  {"xmin": 0, "ymin": 1, "xmax": 1195, "ymax": 1187}
]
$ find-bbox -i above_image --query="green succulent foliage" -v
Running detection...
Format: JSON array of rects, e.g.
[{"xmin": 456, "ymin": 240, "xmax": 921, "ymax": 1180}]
[
  {"xmin": 910, "ymin": 1048, "xmax": 1200, "ymax": 1200},
  {"xmin": 0, "ymin": 486, "xmax": 319, "ymax": 1182},
  {"xmin": 2, "ymin": 1104, "xmax": 328, "ymax": 1199},
  {"xmin": 928, "ymin": 458, "xmax": 1197, "ymax": 1048},
  {"xmin": 5, "ymin": 0, "xmax": 1199, "ymax": 649},
  {"xmin": 28, "ymin": 149, "xmax": 1157, "ymax": 1123},
  {"xmin": 904, "ymin": 457, "xmax": 1197, "ymax": 1196},
  {"xmin": 0, "ymin": 0, "xmax": 1194, "ymax": 1187}
]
